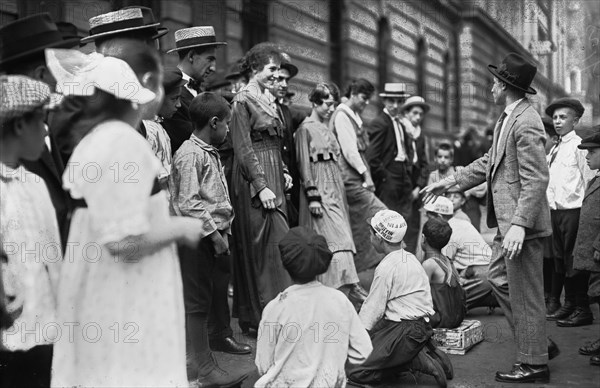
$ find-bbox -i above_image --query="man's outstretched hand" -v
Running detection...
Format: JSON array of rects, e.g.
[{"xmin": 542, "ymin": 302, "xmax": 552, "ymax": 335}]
[{"xmin": 420, "ymin": 176, "xmax": 457, "ymax": 204}]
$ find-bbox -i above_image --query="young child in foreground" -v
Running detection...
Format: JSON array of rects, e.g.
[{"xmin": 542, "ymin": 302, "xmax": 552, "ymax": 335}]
[
  {"xmin": 420, "ymin": 217, "xmax": 466, "ymax": 329},
  {"xmin": 255, "ymin": 226, "xmax": 373, "ymax": 387}
]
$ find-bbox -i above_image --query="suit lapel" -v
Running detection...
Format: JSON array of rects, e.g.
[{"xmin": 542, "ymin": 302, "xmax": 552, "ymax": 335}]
[
  {"xmin": 584, "ymin": 176, "xmax": 600, "ymax": 199},
  {"xmin": 384, "ymin": 114, "xmax": 398, "ymax": 155},
  {"xmin": 491, "ymin": 100, "xmax": 528, "ymax": 177},
  {"xmin": 39, "ymin": 146, "xmax": 61, "ymax": 182}
]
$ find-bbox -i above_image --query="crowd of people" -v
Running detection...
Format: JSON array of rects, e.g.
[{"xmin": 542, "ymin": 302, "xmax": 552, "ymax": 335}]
[{"xmin": 0, "ymin": 6, "xmax": 599, "ymax": 388}]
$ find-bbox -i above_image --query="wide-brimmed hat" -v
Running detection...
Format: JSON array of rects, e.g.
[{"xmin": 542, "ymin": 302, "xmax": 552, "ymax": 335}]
[
  {"xmin": 379, "ymin": 83, "xmax": 410, "ymax": 98},
  {"xmin": 280, "ymin": 52, "xmax": 299, "ymax": 78},
  {"xmin": 545, "ymin": 97, "xmax": 585, "ymax": 118},
  {"xmin": 0, "ymin": 75, "xmax": 61, "ymax": 125},
  {"xmin": 80, "ymin": 8, "xmax": 163, "ymax": 44},
  {"xmin": 166, "ymin": 26, "xmax": 227, "ymax": 54},
  {"xmin": 366, "ymin": 210, "xmax": 407, "ymax": 244},
  {"xmin": 488, "ymin": 53, "xmax": 537, "ymax": 95},
  {"xmin": 0, "ymin": 13, "xmax": 81, "ymax": 69},
  {"xmin": 402, "ymin": 96, "xmax": 430, "ymax": 113}
]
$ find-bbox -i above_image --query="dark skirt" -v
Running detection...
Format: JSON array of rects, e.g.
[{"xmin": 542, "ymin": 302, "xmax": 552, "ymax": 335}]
[{"xmin": 231, "ymin": 136, "xmax": 292, "ymax": 327}]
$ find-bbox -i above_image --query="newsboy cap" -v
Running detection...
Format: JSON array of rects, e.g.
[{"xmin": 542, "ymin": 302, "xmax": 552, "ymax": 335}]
[
  {"xmin": 577, "ymin": 128, "xmax": 600, "ymax": 150},
  {"xmin": 279, "ymin": 226, "xmax": 332, "ymax": 281},
  {"xmin": 545, "ymin": 97, "xmax": 585, "ymax": 118}
]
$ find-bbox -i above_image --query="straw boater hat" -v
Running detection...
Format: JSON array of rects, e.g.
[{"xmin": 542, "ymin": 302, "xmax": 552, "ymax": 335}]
[
  {"xmin": 0, "ymin": 13, "xmax": 81, "ymax": 69},
  {"xmin": 379, "ymin": 83, "xmax": 410, "ymax": 98},
  {"xmin": 487, "ymin": 52, "xmax": 537, "ymax": 95},
  {"xmin": 167, "ymin": 26, "xmax": 227, "ymax": 54},
  {"xmin": 80, "ymin": 8, "xmax": 165, "ymax": 44},
  {"xmin": 0, "ymin": 75, "xmax": 61, "ymax": 125},
  {"xmin": 402, "ymin": 96, "xmax": 430, "ymax": 113}
]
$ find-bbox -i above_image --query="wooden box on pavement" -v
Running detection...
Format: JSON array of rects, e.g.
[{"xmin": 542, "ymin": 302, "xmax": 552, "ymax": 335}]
[{"xmin": 432, "ymin": 319, "xmax": 484, "ymax": 355}]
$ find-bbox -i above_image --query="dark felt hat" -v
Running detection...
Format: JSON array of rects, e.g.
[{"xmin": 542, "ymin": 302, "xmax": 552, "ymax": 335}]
[
  {"xmin": 163, "ymin": 67, "xmax": 186, "ymax": 94},
  {"xmin": 0, "ymin": 13, "xmax": 81, "ymax": 69},
  {"xmin": 578, "ymin": 128, "xmax": 600, "ymax": 149},
  {"xmin": 55, "ymin": 21, "xmax": 84, "ymax": 41},
  {"xmin": 280, "ymin": 52, "xmax": 298, "ymax": 78},
  {"xmin": 545, "ymin": 97, "xmax": 585, "ymax": 118},
  {"xmin": 279, "ymin": 227, "xmax": 332, "ymax": 281},
  {"xmin": 488, "ymin": 52, "xmax": 537, "ymax": 95}
]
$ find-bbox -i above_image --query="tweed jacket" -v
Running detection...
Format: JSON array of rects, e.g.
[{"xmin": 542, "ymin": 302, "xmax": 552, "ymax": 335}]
[
  {"xmin": 455, "ymin": 99, "xmax": 552, "ymax": 240},
  {"xmin": 573, "ymin": 175, "xmax": 600, "ymax": 272}
]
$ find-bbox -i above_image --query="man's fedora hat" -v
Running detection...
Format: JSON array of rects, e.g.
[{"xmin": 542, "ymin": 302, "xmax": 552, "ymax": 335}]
[
  {"xmin": 166, "ymin": 27, "xmax": 227, "ymax": 54},
  {"xmin": 280, "ymin": 52, "xmax": 299, "ymax": 78},
  {"xmin": 488, "ymin": 52, "xmax": 537, "ymax": 95},
  {"xmin": 0, "ymin": 13, "xmax": 81, "ymax": 68},
  {"xmin": 402, "ymin": 96, "xmax": 430, "ymax": 113},
  {"xmin": 379, "ymin": 83, "xmax": 410, "ymax": 98},
  {"xmin": 545, "ymin": 97, "xmax": 585, "ymax": 118},
  {"xmin": 80, "ymin": 8, "xmax": 163, "ymax": 44}
]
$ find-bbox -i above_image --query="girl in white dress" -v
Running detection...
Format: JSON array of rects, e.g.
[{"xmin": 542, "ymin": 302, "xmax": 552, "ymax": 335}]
[{"xmin": 46, "ymin": 44, "xmax": 204, "ymax": 387}]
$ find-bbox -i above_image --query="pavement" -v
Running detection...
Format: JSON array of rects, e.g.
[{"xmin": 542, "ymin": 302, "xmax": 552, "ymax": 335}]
[{"xmin": 214, "ymin": 303, "xmax": 600, "ymax": 387}]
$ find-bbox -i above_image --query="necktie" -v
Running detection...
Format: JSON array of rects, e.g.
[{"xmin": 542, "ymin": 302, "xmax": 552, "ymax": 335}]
[
  {"xmin": 493, "ymin": 112, "xmax": 507, "ymax": 156},
  {"xmin": 548, "ymin": 136, "xmax": 562, "ymax": 167},
  {"xmin": 187, "ymin": 78, "xmax": 201, "ymax": 93}
]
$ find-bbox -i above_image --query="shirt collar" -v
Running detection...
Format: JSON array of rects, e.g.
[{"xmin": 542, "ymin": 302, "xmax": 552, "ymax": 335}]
[
  {"xmin": 503, "ymin": 98, "xmax": 525, "ymax": 117},
  {"xmin": 560, "ymin": 130, "xmax": 577, "ymax": 142},
  {"xmin": 383, "ymin": 108, "xmax": 395, "ymax": 120},
  {"xmin": 264, "ymin": 88, "xmax": 278, "ymax": 105},
  {"xmin": 339, "ymin": 103, "xmax": 363, "ymax": 127},
  {"xmin": 180, "ymin": 71, "xmax": 193, "ymax": 82},
  {"xmin": 190, "ymin": 134, "xmax": 218, "ymax": 153},
  {"xmin": 0, "ymin": 162, "xmax": 23, "ymax": 182}
]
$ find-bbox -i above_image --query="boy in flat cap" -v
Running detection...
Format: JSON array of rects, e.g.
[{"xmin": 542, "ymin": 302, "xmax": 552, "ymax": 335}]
[
  {"xmin": 573, "ymin": 129, "xmax": 600, "ymax": 366},
  {"xmin": 347, "ymin": 210, "xmax": 450, "ymax": 387},
  {"xmin": 544, "ymin": 98, "xmax": 596, "ymax": 327},
  {"xmin": 0, "ymin": 75, "xmax": 62, "ymax": 388},
  {"xmin": 255, "ymin": 226, "xmax": 372, "ymax": 388}
]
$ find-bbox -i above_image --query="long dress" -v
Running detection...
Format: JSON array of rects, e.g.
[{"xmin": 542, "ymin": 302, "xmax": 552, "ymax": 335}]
[
  {"xmin": 51, "ymin": 120, "xmax": 187, "ymax": 387},
  {"xmin": 330, "ymin": 105, "xmax": 387, "ymax": 273},
  {"xmin": 230, "ymin": 80, "xmax": 292, "ymax": 329},
  {"xmin": 295, "ymin": 116, "xmax": 359, "ymax": 289}
]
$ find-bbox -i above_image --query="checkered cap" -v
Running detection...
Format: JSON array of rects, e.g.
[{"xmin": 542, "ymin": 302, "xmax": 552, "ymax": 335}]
[
  {"xmin": 0, "ymin": 75, "xmax": 58, "ymax": 123},
  {"xmin": 88, "ymin": 8, "xmax": 143, "ymax": 29},
  {"xmin": 174, "ymin": 26, "xmax": 215, "ymax": 42}
]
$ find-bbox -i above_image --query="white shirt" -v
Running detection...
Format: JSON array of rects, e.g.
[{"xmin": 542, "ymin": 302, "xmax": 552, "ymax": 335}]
[
  {"xmin": 443, "ymin": 217, "xmax": 492, "ymax": 270},
  {"xmin": 180, "ymin": 71, "xmax": 197, "ymax": 97},
  {"xmin": 359, "ymin": 249, "xmax": 434, "ymax": 330},
  {"xmin": 546, "ymin": 130, "xmax": 595, "ymax": 210},
  {"xmin": 255, "ymin": 281, "xmax": 372, "ymax": 388},
  {"xmin": 334, "ymin": 104, "xmax": 368, "ymax": 175},
  {"xmin": 1, "ymin": 163, "xmax": 62, "ymax": 351},
  {"xmin": 383, "ymin": 108, "xmax": 407, "ymax": 162},
  {"xmin": 496, "ymin": 98, "xmax": 525, "ymax": 155}
]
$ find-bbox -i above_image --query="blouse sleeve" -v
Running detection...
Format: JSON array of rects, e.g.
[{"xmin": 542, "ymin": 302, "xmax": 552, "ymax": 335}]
[
  {"xmin": 294, "ymin": 124, "xmax": 318, "ymax": 193},
  {"xmin": 65, "ymin": 123, "xmax": 161, "ymax": 245},
  {"xmin": 230, "ymin": 100, "xmax": 268, "ymax": 198},
  {"xmin": 334, "ymin": 113, "xmax": 368, "ymax": 175}
]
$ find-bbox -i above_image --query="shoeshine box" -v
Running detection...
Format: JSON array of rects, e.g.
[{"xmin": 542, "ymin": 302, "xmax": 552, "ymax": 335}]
[{"xmin": 432, "ymin": 319, "xmax": 484, "ymax": 355}]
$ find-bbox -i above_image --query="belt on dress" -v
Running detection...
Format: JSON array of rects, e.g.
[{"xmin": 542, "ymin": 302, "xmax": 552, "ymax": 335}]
[{"xmin": 72, "ymin": 178, "xmax": 162, "ymax": 209}]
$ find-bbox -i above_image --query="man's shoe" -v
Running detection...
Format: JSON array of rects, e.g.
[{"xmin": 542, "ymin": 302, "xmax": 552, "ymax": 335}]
[
  {"xmin": 556, "ymin": 307, "xmax": 594, "ymax": 327},
  {"xmin": 426, "ymin": 340, "xmax": 454, "ymax": 379},
  {"xmin": 193, "ymin": 366, "xmax": 249, "ymax": 388},
  {"xmin": 548, "ymin": 338, "xmax": 560, "ymax": 360},
  {"xmin": 591, "ymin": 355, "xmax": 600, "ymax": 366},
  {"xmin": 209, "ymin": 336, "xmax": 252, "ymax": 354},
  {"xmin": 546, "ymin": 302, "xmax": 575, "ymax": 321},
  {"xmin": 579, "ymin": 338, "xmax": 600, "ymax": 356},
  {"xmin": 495, "ymin": 363, "xmax": 549, "ymax": 384},
  {"xmin": 410, "ymin": 349, "xmax": 447, "ymax": 387},
  {"xmin": 545, "ymin": 297, "xmax": 561, "ymax": 315}
]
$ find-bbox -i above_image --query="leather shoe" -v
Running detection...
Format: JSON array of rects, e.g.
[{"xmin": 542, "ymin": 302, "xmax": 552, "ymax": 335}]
[
  {"xmin": 209, "ymin": 336, "xmax": 252, "ymax": 354},
  {"xmin": 426, "ymin": 340, "xmax": 454, "ymax": 379},
  {"xmin": 192, "ymin": 365, "xmax": 249, "ymax": 388},
  {"xmin": 410, "ymin": 348, "xmax": 447, "ymax": 387},
  {"xmin": 548, "ymin": 338, "xmax": 560, "ymax": 360},
  {"xmin": 579, "ymin": 338, "xmax": 600, "ymax": 356},
  {"xmin": 495, "ymin": 363, "xmax": 549, "ymax": 384},
  {"xmin": 545, "ymin": 297, "xmax": 561, "ymax": 315},
  {"xmin": 546, "ymin": 302, "xmax": 576, "ymax": 321},
  {"xmin": 591, "ymin": 355, "xmax": 600, "ymax": 366},
  {"xmin": 556, "ymin": 307, "xmax": 594, "ymax": 327}
]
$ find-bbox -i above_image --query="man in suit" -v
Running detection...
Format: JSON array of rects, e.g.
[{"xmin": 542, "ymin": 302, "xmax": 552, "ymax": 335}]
[
  {"xmin": 422, "ymin": 53, "xmax": 558, "ymax": 383},
  {"xmin": 0, "ymin": 13, "xmax": 81, "ymax": 249},
  {"xmin": 367, "ymin": 83, "xmax": 411, "ymax": 219},
  {"xmin": 163, "ymin": 26, "xmax": 226, "ymax": 155}
]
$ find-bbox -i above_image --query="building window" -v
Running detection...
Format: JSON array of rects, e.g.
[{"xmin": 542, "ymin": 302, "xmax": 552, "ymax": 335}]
[
  {"xmin": 377, "ymin": 17, "xmax": 390, "ymax": 88},
  {"xmin": 241, "ymin": 0, "xmax": 269, "ymax": 52},
  {"xmin": 329, "ymin": 0, "xmax": 345, "ymax": 87},
  {"xmin": 416, "ymin": 36, "xmax": 427, "ymax": 96}
]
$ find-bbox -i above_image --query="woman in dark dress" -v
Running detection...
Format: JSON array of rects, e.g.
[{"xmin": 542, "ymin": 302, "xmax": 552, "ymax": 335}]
[{"xmin": 230, "ymin": 43, "xmax": 293, "ymax": 331}]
